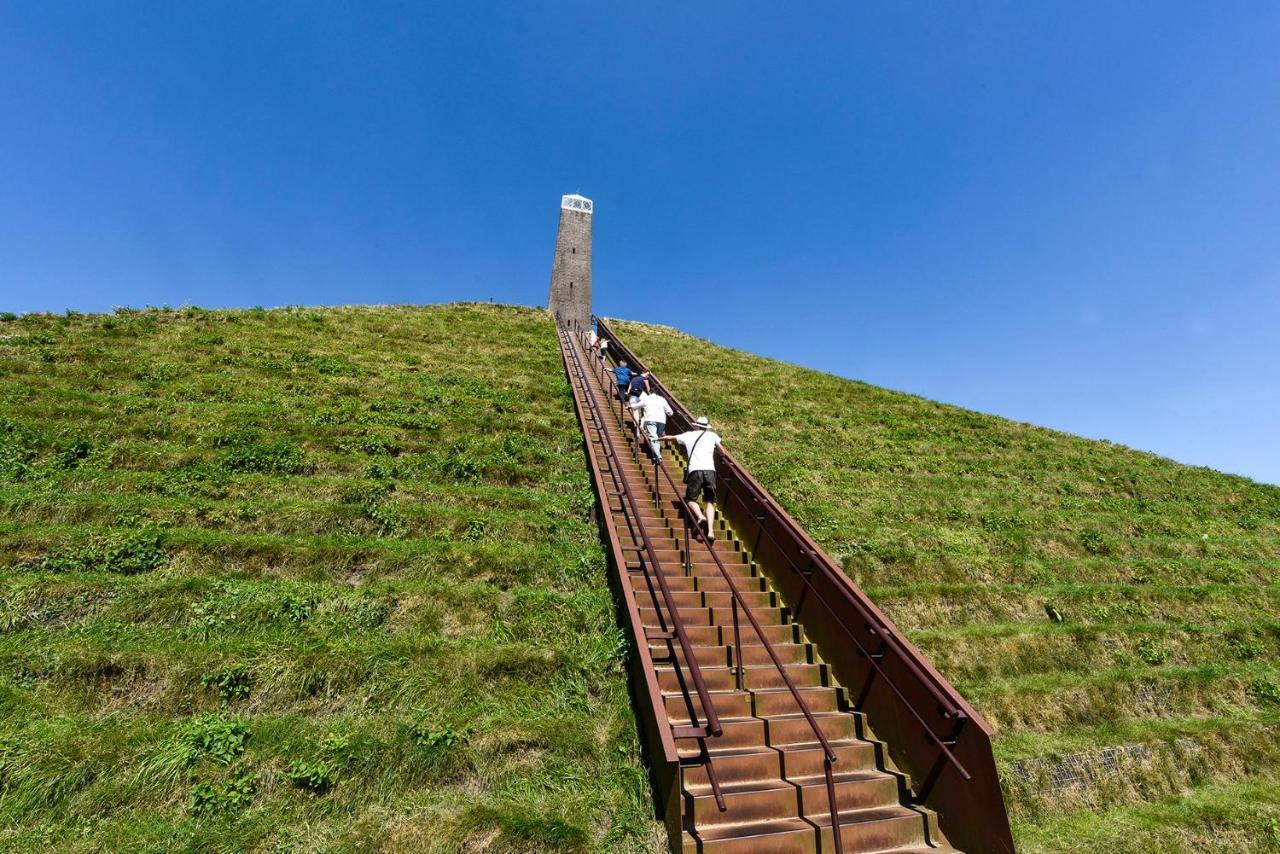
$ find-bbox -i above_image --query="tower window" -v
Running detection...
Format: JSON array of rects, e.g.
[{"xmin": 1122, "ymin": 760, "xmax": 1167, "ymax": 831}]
[{"xmin": 571, "ymin": 248, "xmax": 576, "ymax": 254}]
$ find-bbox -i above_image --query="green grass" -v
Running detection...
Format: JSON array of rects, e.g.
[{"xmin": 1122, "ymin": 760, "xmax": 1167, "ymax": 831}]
[
  {"xmin": 0, "ymin": 304, "xmax": 662, "ymax": 852},
  {"xmin": 6, "ymin": 303, "xmax": 1276, "ymax": 852},
  {"xmin": 614, "ymin": 319, "xmax": 1280, "ymax": 853}
]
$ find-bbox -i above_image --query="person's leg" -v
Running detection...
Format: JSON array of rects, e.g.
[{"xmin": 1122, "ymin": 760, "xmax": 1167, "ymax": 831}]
[
  {"xmin": 684, "ymin": 474, "xmax": 707, "ymax": 527},
  {"xmin": 644, "ymin": 422, "xmax": 660, "ymax": 458},
  {"xmin": 703, "ymin": 475, "xmax": 718, "ymax": 541}
]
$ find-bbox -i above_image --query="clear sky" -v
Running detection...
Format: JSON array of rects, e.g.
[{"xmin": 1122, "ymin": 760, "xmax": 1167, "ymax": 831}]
[{"xmin": 3, "ymin": 3, "xmax": 1278, "ymax": 484}]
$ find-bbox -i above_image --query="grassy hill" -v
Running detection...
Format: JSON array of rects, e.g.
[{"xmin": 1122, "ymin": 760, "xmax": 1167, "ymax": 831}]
[
  {"xmin": 4, "ymin": 302, "xmax": 1276, "ymax": 853},
  {"xmin": 0, "ymin": 304, "xmax": 661, "ymax": 852},
  {"xmin": 613, "ymin": 320, "xmax": 1280, "ymax": 854}
]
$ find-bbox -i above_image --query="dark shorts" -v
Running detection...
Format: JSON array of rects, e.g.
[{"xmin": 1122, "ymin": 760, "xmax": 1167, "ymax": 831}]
[{"xmin": 685, "ymin": 469, "xmax": 717, "ymax": 503}]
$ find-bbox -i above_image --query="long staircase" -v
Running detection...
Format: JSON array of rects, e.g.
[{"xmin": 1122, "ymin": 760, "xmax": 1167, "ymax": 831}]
[{"xmin": 557, "ymin": 323, "xmax": 975, "ymax": 853}]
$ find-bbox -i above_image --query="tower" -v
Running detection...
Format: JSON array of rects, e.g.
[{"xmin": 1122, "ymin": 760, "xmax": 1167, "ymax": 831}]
[{"xmin": 547, "ymin": 193, "xmax": 593, "ymax": 332}]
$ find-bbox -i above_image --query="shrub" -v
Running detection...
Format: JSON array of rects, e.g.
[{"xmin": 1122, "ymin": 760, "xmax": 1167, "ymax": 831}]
[
  {"xmin": 0, "ymin": 311, "xmax": 16, "ymax": 322},
  {"xmin": 274, "ymin": 594, "xmax": 314, "ymax": 624},
  {"xmin": 220, "ymin": 439, "xmax": 309, "ymax": 475},
  {"xmin": 291, "ymin": 352, "xmax": 360, "ymax": 377},
  {"xmin": 55, "ymin": 440, "xmax": 93, "ymax": 469},
  {"xmin": 188, "ymin": 769, "xmax": 257, "ymax": 817},
  {"xmin": 134, "ymin": 363, "xmax": 181, "ymax": 383},
  {"xmin": 411, "ymin": 723, "xmax": 468, "ymax": 753},
  {"xmin": 1249, "ymin": 677, "xmax": 1280, "ymax": 706},
  {"xmin": 339, "ymin": 432, "xmax": 401, "ymax": 457},
  {"xmin": 441, "ymin": 444, "xmax": 482, "ymax": 482},
  {"xmin": 157, "ymin": 463, "xmax": 230, "ymax": 498},
  {"xmin": 181, "ymin": 714, "xmax": 250, "ymax": 764},
  {"xmin": 1079, "ymin": 529, "xmax": 1111, "ymax": 555},
  {"xmin": 320, "ymin": 732, "xmax": 358, "ymax": 768},
  {"xmin": 1136, "ymin": 638, "xmax": 1168, "ymax": 665},
  {"xmin": 1226, "ymin": 629, "xmax": 1265, "ymax": 661},
  {"xmin": 0, "ymin": 417, "xmax": 38, "ymax": 480},
  {"xmin": 201, "ymin": 664, "xmax": 252, "ymax": 702},
  {"xmin": 41, "ymin": 529, "xmax": 169, "ymax": 574},
  {"xmin": 283, "ymin": 759, "xmax": 337, "ymax": 794}
]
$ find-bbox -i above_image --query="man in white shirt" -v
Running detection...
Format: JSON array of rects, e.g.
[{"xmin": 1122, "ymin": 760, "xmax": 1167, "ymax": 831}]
[
  {"xmin": 662, "ymin": 416, "xmax": 723, "ymax": 542},
  {"xmin": 629, "ymin": 389, "xmax": 674, "ymax": 459}
]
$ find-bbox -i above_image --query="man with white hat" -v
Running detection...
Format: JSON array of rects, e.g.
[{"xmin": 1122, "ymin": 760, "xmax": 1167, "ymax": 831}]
[{"xmin": 663, "ymin": 416, "xmax": 723, "ymax": 542}]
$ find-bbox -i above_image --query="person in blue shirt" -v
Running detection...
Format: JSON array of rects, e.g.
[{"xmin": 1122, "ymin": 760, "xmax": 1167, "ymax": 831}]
[{"xmin": 612, "ymin": 361, "xmax": 632, "ymax": 400}]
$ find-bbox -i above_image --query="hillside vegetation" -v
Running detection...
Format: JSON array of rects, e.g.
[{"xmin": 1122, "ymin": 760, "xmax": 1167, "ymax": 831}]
[
  {"xmin": 0, "ymin": 304, "xmax": 661, "ymax": 852},
  {"xmin": 614, "ymin": 320, "xmax": 1280, "ymax": 854}
]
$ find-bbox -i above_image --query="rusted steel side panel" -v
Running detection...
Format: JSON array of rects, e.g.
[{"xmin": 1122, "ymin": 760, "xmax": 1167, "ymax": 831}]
[
  {"xmin": 556, "ymin": 330, "xmax": 681, "ymax": 843},
  {"xmin": 597, "ymin": 317, "xmax": 1016, "ymax": 854}
]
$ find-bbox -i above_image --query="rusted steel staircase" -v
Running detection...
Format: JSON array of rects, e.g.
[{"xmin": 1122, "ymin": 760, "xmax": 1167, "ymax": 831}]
[{"xmin": 556, "ymin": 321, "xmax": 1015, "ymax": 853}]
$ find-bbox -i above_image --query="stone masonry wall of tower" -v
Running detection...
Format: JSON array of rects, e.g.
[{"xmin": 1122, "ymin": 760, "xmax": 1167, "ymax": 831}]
[{"xmin": 547, "ymin": 198, "xmax": 592, "ymax": 332}]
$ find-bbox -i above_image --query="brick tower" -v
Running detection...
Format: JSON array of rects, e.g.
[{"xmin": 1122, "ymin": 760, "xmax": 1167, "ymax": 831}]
[{"xmin": 547, "ymin": 193, "xmax": 593, "ymax": 332}]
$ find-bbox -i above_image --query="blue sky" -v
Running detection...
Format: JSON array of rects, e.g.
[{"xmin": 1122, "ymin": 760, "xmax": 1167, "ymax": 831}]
[{"xmin": 3, "ymin": 3, "xmax": 1278, "ymax": 484}]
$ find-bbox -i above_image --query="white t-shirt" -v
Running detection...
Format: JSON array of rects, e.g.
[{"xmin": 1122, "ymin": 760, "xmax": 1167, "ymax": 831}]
[
  {"xmin": 675, "ymin": 429, "xmax": 722, "ymax": 472},
  {"xmin": 630, "ymin": 392, "xmax": 673, "ymax": 425}
]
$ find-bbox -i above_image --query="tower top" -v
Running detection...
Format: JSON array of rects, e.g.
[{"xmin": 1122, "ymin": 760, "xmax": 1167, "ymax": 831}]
[{"xmin": 561, "ymin": 194, "xmax": 593, "ymax": 214}]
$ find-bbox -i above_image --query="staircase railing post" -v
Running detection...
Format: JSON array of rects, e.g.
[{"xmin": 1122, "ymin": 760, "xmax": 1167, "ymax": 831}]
[
  {"xmin": 825, "ymin": 756, "xmax": 844, "ymax": 852},
  {"xmin": 732, "ymin": 595, "xmax": 743, "ymax": 691},
  {"xmin": 684, "ymin": 515, "xmax": 691, "ymax": 577}
]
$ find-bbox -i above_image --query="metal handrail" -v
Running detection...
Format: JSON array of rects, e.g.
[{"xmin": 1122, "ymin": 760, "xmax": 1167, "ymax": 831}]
[
  {"xmin": 594, "ymin": 337, "xmax": 846, "ymax": 847},
  {"xmin": 715, "ymin": 481, "xmax": 973, "ymax": 776},
  {"xmin": 594, "ymin": 317, "xmax": 976, "ymax": 791},
  {"xmin": 557, "ymin": 324, "xmax": 728, "ymax": 810},
  {"xmin": 595, "ymin": 318, "xmax": 969, "ymax": 711}
]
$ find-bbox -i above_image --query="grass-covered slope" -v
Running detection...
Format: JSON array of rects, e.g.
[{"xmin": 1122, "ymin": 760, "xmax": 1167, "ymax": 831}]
[
  {"xmin": 614, "ymin": 320, "xmax": 1280, "ymax": 854},
  {"xmin": 0, "ymin": 303, "xmax": 661, "ymax": 852}
]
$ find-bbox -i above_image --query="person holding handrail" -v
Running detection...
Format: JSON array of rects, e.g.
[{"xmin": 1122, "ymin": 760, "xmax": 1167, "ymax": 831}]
[
  {"xmin": 662, "ymin": 416, "xmax": 722, "ymax": 542},
  {"xmin": 629, "ymin": 385, "xmax": 673, "ymax": 460},
  {"xmin": 611, "ymin": 360, "xmax": 632, "ymax": 401}
]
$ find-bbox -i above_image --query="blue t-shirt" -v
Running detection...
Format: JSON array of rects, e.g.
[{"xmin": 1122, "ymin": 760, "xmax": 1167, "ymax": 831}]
[
  {"xmin": 613, "ymin": 366, "xmax": 632, "ymax": 387},
  {"xmin": 628, "ymin": 375, "xmax": 648, "ymax": 395}
]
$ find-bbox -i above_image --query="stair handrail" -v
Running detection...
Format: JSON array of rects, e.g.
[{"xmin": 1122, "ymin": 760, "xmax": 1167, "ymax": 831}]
[
  {"xmin": 592, "ymin": 332, "xmax": 849, "ymax": 848},
  {"xmin": 558, "ymin": 323, "xmax": 730, "ymax": 811},
  {"xmin": 594, "ymin": 318, "xmax": 978, "ymax": 786}
]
